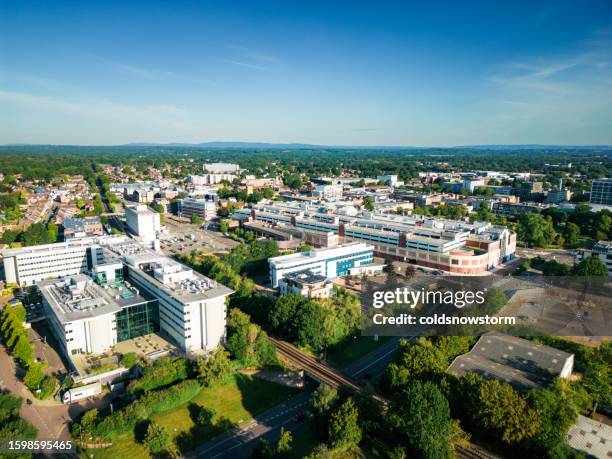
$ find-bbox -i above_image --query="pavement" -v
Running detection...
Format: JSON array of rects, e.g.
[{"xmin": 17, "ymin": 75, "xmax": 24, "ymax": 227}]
[
  {"xmin": 161, "ymin": 217, "xmax": 239, "ymax": 255},
  {"xmin": 187, "ymin": 336, "xmax": 403, "ymax": 459}
]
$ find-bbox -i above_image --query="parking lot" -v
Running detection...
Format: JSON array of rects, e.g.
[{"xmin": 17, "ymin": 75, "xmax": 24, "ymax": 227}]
[{"xmin": 161, "ymin": 217, "xmax": 239, "ymax": 255}]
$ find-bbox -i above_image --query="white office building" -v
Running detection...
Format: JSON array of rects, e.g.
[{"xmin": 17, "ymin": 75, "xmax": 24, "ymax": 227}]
[
  {"xmin": 269, "ymin": 242, "xmax": 374, "ymax": 288},
  {"xmin": 125, "ymin": 205, "xmax": 161, "ymax": 243},
  {"xmin": 2, "ymin": 239, "xmax": 94, "ymax": 286},
  {"xmin": 2, "ymin": 236, "xmax": 233, "ymax": 356}
]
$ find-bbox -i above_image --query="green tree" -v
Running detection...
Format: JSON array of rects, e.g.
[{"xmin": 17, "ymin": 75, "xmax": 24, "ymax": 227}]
[
  {"xmin": 574, "ymin": 255, "xmax": 608, "ymax": 276},
  {"xmin": 46, "ymin": 223, "xmax": 59, "ymax": 242},
  {"xmin": 143, "ymin": 422, "xmax": 172, "ymax": 454},
  {"xmin": 517, "ymin": 213, "xmax": 557, "ymax": 247},
  {"xmin": 24, "ymin": 363, "xmax": 45, "ymax": 391},
  {"xmin": 563, "ymin": 222, "xmax": 580, "ymax": 246},
  {"xmin": 388, "ymin": 380, "xmax": 453, "ymax": 459},
  {"xmin": 362, "ymin": 196, "xmax": 374, "ymax": 211},
  {"xmin": 197, "ymin": 347, "xmax": 233, "ymax": 387},
  {"xmin": 12, "ymin": 334, "xmax": 33, "ymax": 364},
  {"xmin": 275, "ymin": 427, "xmax": 293, "ymax": 456},
  {"xmin": 219, "ymin": 219, "xmax": 230, "ymax": 233},
  {"xmin": 328, "ymin": 397, "xmax": 361, "ymax": 450},
  {"xmin": 190, "ymin": 213, "xmax": 203, "ymax": 224}
]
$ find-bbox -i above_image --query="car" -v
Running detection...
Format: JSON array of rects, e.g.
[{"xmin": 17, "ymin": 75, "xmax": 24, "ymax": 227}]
[{"xmin": 26, "ymin": 399, "xmax": 32, "ymax": 405}]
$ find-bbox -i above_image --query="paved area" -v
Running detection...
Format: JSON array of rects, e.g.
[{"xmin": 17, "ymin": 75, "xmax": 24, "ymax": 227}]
[
  {"xmin": 161, "ymin": 217, "xmax": 239, "ymax": 255},
  {"xmin": 516, "ymin": 247, "xmax": 576, "ymax": 266}
]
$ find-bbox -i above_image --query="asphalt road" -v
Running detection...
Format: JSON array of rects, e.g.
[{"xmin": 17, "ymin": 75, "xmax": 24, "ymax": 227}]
[{"xmin": 187, "ymin": 336, "xmax": 403, "ymax": 459}]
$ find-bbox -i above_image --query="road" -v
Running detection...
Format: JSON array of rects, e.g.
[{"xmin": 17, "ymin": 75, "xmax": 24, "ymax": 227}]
[{"xmin": 187, "ymin": 337, "xmax": 402, "ymax": 459}]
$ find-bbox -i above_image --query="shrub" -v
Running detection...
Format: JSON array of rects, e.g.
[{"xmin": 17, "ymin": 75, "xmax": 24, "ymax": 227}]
[{"xmin": 128, "ymin": 357, "xmax": 190, "ymax": 394}]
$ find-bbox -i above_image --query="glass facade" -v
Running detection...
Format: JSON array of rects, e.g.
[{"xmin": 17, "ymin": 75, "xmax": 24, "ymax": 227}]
[{"xmin": 115, "ymin": 300, "xmax": 160, "ymax": 342}]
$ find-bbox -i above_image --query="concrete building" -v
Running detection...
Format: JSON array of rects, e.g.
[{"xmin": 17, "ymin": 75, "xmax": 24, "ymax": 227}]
[
  {"xmin": 519, "ymin": 181, "xmax": 544, "ymax": 200},
  {"xmin": 189, "ymin": 174, "xmax": 236, "ymax": 186},
  {"xmin": 177, "ymin": 197, "xmax": 217, "ymax": 221},
  {"xmin": 278, "ymin": 270, "xmax": 333, "ymax": 299},
  {"xmin": 590, "ymin": 178, "xmax": 612, "ymax": 207},
  {"xmin": 313, "ymin": 184, "xmax": 343, "ymax": 200},
  {"xmin": 545, "ymin": 189, "xmax": 572, "ymax": 204},
  {"xmin": 377, "ymin": 175, "xmax": 400, "ymax": 187},
  {"xmin": 105, "ymin": 240, "xmax": 233, "ymax": 354},
  {"xmin": 447, "ymin": 333, "xmax": 574, "ymax": 391},
  {"xmin": 235, "ymin": 201, "xmax": 516, "ymax": 275},
  {"xmin": 576, "ymin": 241, "xmax": 612, "ymax": 276},
  {"xmin": 38, "ymin": 273, "xmax": 159, "ymax": 356},
  {"xmin": 269, "ymin": 242, "xmax": 374, "ymax": 288},
  {"xmin": 203, "ymin": 163, "xmax": 240, "ymax": 174},
  {"xmin": 2, "ymin": 236, "xmax": 233, "ymax": 356},
  {"xmin": 3, "ymin": 239, "xmax": 95, "ymax": 286},
  {"xmin": 125, "ymin": 205, "xmax": 161, "ymax": 243},
  {"xmin": 62, "ymin": 217, "xmax": 104, "ymax": 240}
]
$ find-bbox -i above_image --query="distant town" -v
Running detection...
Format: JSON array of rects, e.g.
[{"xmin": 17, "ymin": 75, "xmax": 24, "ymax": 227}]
[{"xmin": 0, "ymin": 145, "xmax": 610, "ymax": 459}]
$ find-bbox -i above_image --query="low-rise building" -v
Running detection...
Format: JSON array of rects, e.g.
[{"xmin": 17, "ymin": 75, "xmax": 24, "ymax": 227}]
[
  {"xmin": 278, "ymin": 270, "xmax": 333, "ymax": 299},
  {"xmin": 62, "ymin": 217, "xmax": 104, "ymax": 240},
  {"xmin": 313, "ymin": 184, "xmax": 343, "ymax": 200},
  {"xmin": 447, "ymin": 333, "xmax": 574, "ymax": 391}
]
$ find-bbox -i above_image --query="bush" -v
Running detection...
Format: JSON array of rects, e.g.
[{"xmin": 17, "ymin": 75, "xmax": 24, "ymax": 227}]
[
  {"xmin": 94, "ymin": 379, "xmax": 201, "ymax": 437},
  {"xmin": 120, "ymin": 352, "xmax": 139, "ymax": 369},
  {"xmin": 128, "ymin": 357, "xmax": 191, "ymax": 394}
]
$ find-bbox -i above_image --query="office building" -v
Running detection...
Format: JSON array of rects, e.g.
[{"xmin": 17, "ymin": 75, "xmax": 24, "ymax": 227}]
[
  {"xmin": 62, "ymin": 217, "xmax": 104, "ymax": 240},
  {"xmin": 38, "ymin": 273, "xmax": 159, "ymax": 356},
  {"xmin": 2, "ymin": 236, "xmax": 233, "ymax": 355},
  {"xmin": 575, "ymin": 241, "xmax": 612, "ymax": 276},
  {"xmin": 447, "ymin": 333, "xmax": 574, "ymax": 391},
  {"xmin": 203, "ymin": 163, "xmax": 240, "ymax": 174},
  {"xmin": 235, "ymin": 200, "xmax": 516, "ymax": 275},
  {"xmin": 3, "ymin": 239, "xmax": 95, "ymax": 286},
  {"xmin": 519, "ymin": 181, "xmax": 544, "ymax": 200},
  {"xmin": 125, "ymin": 205, "xmax": 161, "ymax": 243},
  {"xmin": 177, "ymin": 197, "xmax": 217, "ymax": 220},
  {"xmin": 313, "ymin": 184, "xmax": 343, "ymax": 200},
  {"xmin": 590, "ymin": 178, "xmax": 612, "ymax": 207},
  {"xmin": 269, "ymin": 242, "xmax": 374, "ymax": 288}
]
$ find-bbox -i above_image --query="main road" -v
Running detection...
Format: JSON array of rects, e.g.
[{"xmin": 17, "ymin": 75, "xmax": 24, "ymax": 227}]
[{"xmin": 186, "ymin": 336, "xmax": 402, "ymax": 459}]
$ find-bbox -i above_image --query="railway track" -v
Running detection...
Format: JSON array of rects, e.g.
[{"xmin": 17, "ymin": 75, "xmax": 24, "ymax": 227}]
[
  {"xmin": 456, "ymin": 445, "xmax": 498, "ymax": 459},
  {"xmin": 270, "ymin": 338, "xmax": 362, "ymax": 392}
]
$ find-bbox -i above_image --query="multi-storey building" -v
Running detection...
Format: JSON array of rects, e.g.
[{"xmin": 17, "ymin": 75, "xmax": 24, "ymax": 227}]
[
  {"xmin": 235, "ymin": 201, "xmax": 516, "ymax": 274},
  {"xmin": 177, "ymin": 197, "xmax": 217, "ymax": 220},
  {"xmin": 269, "ymin": 242, "xmax": 375, "ymax": 288},
  {"xmin": 590, "ymin": 179, "xmax": 612, "ymax": 207},
  {"xmin": 3, "ymin": 239, "xmax": 95, "ymax": 286},
  {"xmin": 313, "ymin": 184, "xmax": 343, "ymax": 200},
  {"xmin": 203, "ymin": 163, "xmax": 240, "ymax": 174},
  {"xmin": 125, "ymin": 205, "xmax": 161, "ymax": 243},
  {"xmin": 2, "ymin": 236, "xmax": 233, "ymax": 355}
]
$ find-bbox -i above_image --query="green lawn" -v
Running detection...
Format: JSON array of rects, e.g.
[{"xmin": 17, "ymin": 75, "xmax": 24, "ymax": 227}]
[
  {"xmin": 85, "ymin": 373, "xmax": 299, "ymax": 458},
  {"xmin": 327, "ymin": 335, "xmax": 393, "ymax": 368}
]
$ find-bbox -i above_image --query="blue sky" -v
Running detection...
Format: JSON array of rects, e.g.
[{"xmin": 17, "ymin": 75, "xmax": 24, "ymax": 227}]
[{"xmin": 1, "ymin": 0, "xmax": 611, "ymax": 146}]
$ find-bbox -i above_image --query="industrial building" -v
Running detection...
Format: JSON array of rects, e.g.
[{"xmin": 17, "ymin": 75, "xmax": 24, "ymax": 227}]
[{"xmin": 447, "ymin": 333, "xmax": 574, "ymax": 391}]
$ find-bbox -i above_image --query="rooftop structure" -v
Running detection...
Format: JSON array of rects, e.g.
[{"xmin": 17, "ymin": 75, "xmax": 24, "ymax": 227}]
[
  {"xmin": 62, "ymin": 216, "xmax": 104, "ymax": 240},
  {"xmin": 447, "ymin": 333, "xmax": 574, "ymax": 390},
  {"xmin": 125, "ymin": 205, "xmax": 161, "ymax": 243},
  {"xmin": 566, "ymin": 415, "xmax": 612, "ymax": 459},
  {"xmin": 279, "ymin": 269, "xmax": 333, "ymax": 299}
]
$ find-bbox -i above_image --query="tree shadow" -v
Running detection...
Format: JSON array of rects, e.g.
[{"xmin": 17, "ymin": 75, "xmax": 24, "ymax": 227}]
[
  {"xmin": 174, "ymin": 402, "xmax": 237, "ymax": 453},
  {"xmin": 134, "ymin": 419, "xmax": 151, "ymax": 444}
]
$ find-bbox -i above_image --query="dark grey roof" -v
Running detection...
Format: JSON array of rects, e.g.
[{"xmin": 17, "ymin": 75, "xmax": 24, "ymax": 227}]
[{"xmin": 448, "ymin": 333, "xmax": 573, "ymax": 390}]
